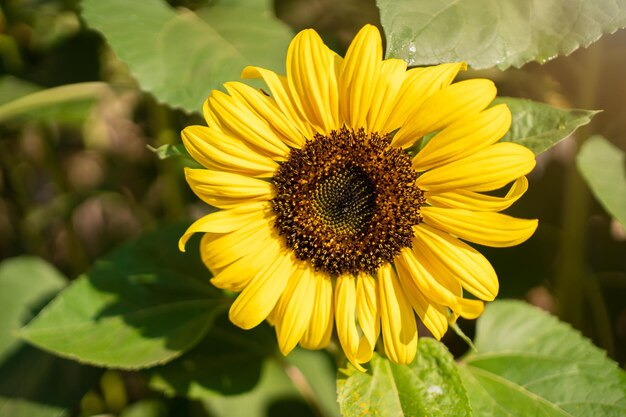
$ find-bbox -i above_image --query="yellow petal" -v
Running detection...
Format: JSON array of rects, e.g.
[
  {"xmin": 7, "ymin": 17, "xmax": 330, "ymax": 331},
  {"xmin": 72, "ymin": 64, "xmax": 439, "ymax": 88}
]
[
  {"xmin": 224, "ymin": 82, "xmax": 307, "ymax": 149},
  {"xmin": 207, "ymin": 90, "xmax": 289, "ymax": 158},
  {"xmin": 210, "ymin": 235, "xmax": 282, "ymax": 292},
  {"xmin": 396, "ymin": 248, "xmax": 483, "ymax": 319},
  {"xmin": 367, "ymin": 59, "xmax": 407, "ymax": 134},
  {"xmin": 181, "ymin": 125, "xmax": 278, "ymax": 178},
  {"xmin": 275, "ymin": 265, "xmax": 316, "ymax": 355},
  {"xmin": 184, "ymin": 168, "xmax": 273, "ymax": 209},
  {"xmin": 393, "ymin": 79, "xmax": 496, "ymax": 148},
  {"xmin": 413, "ymin": 104, "xmax": 512, "ymax": 171},
  {"xmin": 179, "ymin": 202, "xmax": 270, "ymax": 251},
  {"xmin": 229, "ymin": 252, "xmax": 295, "ymax": 329},
  {"xmin": 394, "ymin": 261, "xmax": 448, "ymax": 340},
  {"xmin": 286, "ymin": 29, "xmax": 340, "ymax": 134},
  {"xmin": 426, "ymin": 176, "xmax": 529, "ymax": 212},
  {"xmin": 300, "ymin": 272, "xmax": 334, "ymax": 350},
  {"xmin": 202, "ymin": 97, "xmax": 221, "ymax": 129},
  {"xmin": 378, "ymin": 263, "xmax": 417, "ymax": 365},
  {"xmin": 199, "ymin": 217, "xmax": 274, "ymax": 272},
  {"xmin": 382, "ymin": 63, "xmax": 466, "ymax": 133},
  {"xmin": 416, "ymin": 143, "xmax": 536, "ymax": 192},
  {"xmin": 454, "ymin": 300, "xmax": 484, "ymax": 320},
  {"xmin": 334, "ymin": 274, "xmax": 365, "ymax": 371},
  {"xmin": 421, "ymin": 206, "xmax": 539, "ymax": 248},
  {"xmin": 339, "ymin": 24, "xmax": 382, "ymax": 131},
  {"xmin": 413, "ymin": 224, "xmax": 499, "ymax": 301},
  {"xmin": 241, "ymin": 66, "xmax": 315, "ymax": 140},
  {"xmin": 355, "ymin": 273, "xmax": 379, "ymax": 363}
]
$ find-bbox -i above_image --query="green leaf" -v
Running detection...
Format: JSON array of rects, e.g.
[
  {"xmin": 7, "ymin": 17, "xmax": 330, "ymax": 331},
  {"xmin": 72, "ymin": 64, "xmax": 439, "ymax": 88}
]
[
  {"xmin": 147, "ymin": 143, "xmax": 188, "ymax": 160},
  {"xmin": 20, "ymin": 224, "xmax": 225, "ymax": 369},
  {"xmin": 198, "ymin": 359, "xmax": 300, "ymax": 417},
  {"xmin": 0, "ymin": 257, "xmax": 101, "ymax": 417},
  {"xmin": 0, "ymin": 345, "xmax": 102, "ymax": 417},
  {"xmin": 148, "ymin": 315, "xmax": 276, "ymax": 398},
  {"xmin": 496, "ymin": 98, "xmax": 599, "ymax": 155},
  {"xmin": 146, "ymin": 143, "xmax": 201, "ymax": 168},
  {"xmin": 286, "ymin": 349, "xmax": 341, "ymax": 417},
  {"xmin": 0, "ymin": 82, "xmax": 108, "ymax": 124},
  {"xmin": 459, "ymin": 300, "xmax": 626, "ymax": 417},
  {"xmin": 378, "ymin": 0, "xmax": 626, "ymax": 69},
  {"xmin": 0, "ymin": 257, "xmax": 66, "ymax": 360},
  {"xmin": 150, "ymin": 324, "xmax": 340, "ymax": 417},
  {"xmin": 81, "ymin": 0, "xmax": 292, "ymax": 113},
  {"xmin": 337, "ymin": 339, "xmax": 471, "ymax": 417},
  {"xmin": 577, "ymin": 135, "xmax": 626, "ymax": 227}
]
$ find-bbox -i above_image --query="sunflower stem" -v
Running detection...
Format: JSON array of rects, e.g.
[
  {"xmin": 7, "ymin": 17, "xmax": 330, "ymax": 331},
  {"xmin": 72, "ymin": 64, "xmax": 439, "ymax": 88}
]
[
  {"xmin": 277, "ymin": 357, "xmax": 329, "ymax": 417},
  {"xmin": 553, "ymin": 39, "xmax": 606, "ymax": 340},
  {"xmin": 450, "ymin": 322, "xmax": 477, "ymax": 353}
]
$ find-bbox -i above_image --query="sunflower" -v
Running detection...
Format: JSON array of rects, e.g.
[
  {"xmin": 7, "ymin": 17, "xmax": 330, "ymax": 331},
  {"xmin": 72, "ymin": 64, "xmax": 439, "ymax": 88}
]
[{"xmin": 179, "ymin": 25, "xmax": 537, "ymax": 370}]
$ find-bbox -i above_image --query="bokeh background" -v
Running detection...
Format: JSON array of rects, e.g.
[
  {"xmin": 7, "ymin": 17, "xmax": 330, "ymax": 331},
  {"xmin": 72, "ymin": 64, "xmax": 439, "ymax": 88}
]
[{"xmin": 1, "ymin": 0, "xmax": 625, "ymax": 415}]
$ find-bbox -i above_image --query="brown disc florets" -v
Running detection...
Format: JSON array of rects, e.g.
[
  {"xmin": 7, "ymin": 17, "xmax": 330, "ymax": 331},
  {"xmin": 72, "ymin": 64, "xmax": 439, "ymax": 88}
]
[{"xmin": 271, "ymin": 127, "xmax": 424, "ymax": 276}]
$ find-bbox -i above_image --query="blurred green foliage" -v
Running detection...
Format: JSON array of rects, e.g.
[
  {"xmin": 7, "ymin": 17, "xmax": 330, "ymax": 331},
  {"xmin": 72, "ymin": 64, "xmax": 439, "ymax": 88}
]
[{"xmin": 1, "ymin": 0, "xmax": 625, "ymax": 416}]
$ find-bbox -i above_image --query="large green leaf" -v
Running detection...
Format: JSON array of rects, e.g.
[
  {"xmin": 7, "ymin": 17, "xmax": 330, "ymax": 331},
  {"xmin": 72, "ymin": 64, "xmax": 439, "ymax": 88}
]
[
  {"xmin": 0, "ymin": 257, "xmax": 65, "ymax": 360},
  {"xmin": 378, "ymin": 0, "xmax": 626, "ymax": 69},
  {"xmin": 459, "ymin": 300, "xmax": 626, "ymax": 417},
  {"xmin": 497, "ymin": 98, "xmax": 598, "ymax": 155},
  {"xmin": 150, "ymin": 320, "xmax": 340, "ymax": 417},
  {"xmin": 0, "ymin": 257, "xmax": 101, "ymax": 417},
  {"xmin": 81, "ymin": 0, "xmax": 292, "ymax": 113},
  {"xmin": 337, "ymin": 339, "xmax": 471, "ymax": 417},
  {"xmin": 577, "ymin": 135, "xmax": 626, "ymax": 227},
  {"xmin": 20, "ymin": 224, "xmax": 225, "ymax": 369},
  {"xmin": 148, "ymin": 315, "xmax": 276, "ymax": 398},
  {"xmin": 0, "ymin": 345, "xmax": 102, "ymax": 417}
]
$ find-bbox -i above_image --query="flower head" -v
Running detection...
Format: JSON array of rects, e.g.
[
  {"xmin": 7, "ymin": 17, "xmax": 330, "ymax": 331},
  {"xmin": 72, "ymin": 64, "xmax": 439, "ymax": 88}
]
[{"xmin": 179, "ymin": 25, "xmax": 537, "ymax": 370}]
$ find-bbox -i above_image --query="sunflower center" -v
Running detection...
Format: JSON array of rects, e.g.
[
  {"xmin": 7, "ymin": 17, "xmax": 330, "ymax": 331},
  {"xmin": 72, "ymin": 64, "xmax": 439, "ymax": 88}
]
[
  {"xmin": 313, "ymin": 166, "xmax": 376, "ymax": 235},
  {"xmin": 271, "ymin": 127, "xmax": 424, "ymax": 276}
]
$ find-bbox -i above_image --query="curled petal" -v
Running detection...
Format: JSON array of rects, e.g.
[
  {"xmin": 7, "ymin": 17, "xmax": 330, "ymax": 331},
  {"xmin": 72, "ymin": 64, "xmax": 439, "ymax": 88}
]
[
  {"xmin": 382, "ymin": 62, "xmax": 465, "ymax": 133},
  {"xmin": 421, "ymin": 206, "xmax": 539, "ymax": 248},
  {"xmin": 396, "ymin": 248, "xmax": 485, "ymax": 320},
  {"xmin": 426, "ymin": 177, "xmax": 528, "ymax": 212},
  {"xmin": 413, "ymin": 104, "xmax": 512, "ymax": 172},
  {"xmin": 184, "ymin": 168, "xmax": 273, "ymax": 209},
  {"xmin": 416, "ymin": 143, "xmax": 536, "ymax": 193},
  {"xmin": 179, "ymin": 202, "xmax": 270, "ymax": 251},
  {"xmin": 182, "ymin": 126, "xmax": 277, "ymax": 177},
  {"xmin": 393, "ymin": 78, "xmax": 496, "ymax": 148},
  {"xmin": 413, "ymin": 224, "xmax": 499, "ymax": 301}
]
